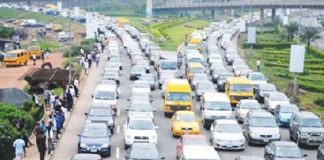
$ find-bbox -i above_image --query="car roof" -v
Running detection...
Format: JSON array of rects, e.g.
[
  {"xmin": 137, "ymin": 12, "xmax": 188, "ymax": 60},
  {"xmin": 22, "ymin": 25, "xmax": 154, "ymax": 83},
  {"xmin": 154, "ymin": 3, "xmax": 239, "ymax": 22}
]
[
  {"xmin": 182, "ymin": 134, "xmax": 207, "ymax": 140},
  {"xmin": 215, "ymin": 119, "xmax": 238, "ymax": 125},
  {"xmin": 175, "ymin": 111, "xmax": 195, "ymax": 115},
  {"xmin": 95, "ymin": 84, "xmax": 116, "ymax": 91},
  {"xmin": 272, "ymin": 141, "xmax": 298, "ymax": 147},
  {"xmin": 84, "ymin": 123, "xmax": 107, "ymax": 129},
  {"xmin": 72, "ymin": 153, "xmax": 101, "ymax": 160},
  {"xmin": 295, "ymin": 111, "xmax": 319, "ymax": 119},
  {"xmin": 183, "ymin": 146, "xmax": 220, "ymax": 159},
  {"xmin": 203, "ymin": 92, "xmax": 229, "ymax": 102},
  {"xmin": 248, "ymin": 110, "xmax": 273, "ymax": 117}
]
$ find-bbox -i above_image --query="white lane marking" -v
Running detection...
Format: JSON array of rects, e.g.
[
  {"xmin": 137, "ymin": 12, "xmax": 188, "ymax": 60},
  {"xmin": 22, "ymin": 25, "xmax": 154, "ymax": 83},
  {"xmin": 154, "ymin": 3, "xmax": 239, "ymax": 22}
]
[
  {"xmin": 117, "ymin": 109, "xmax": 120, "ymax": 116},
  {"xmin": 117, "ymin": 125, "xmax": 120, "ymax": 134},
  {"xmin": 116, "ymin": 147, "xmax": 120, "ymax": 159}
]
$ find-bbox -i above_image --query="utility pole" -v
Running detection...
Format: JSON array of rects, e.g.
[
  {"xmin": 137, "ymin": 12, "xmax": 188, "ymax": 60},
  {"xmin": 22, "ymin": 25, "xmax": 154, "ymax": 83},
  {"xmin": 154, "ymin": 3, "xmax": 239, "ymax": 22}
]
[{"xmin": 294, "ymin": 0, "xmax": 303, "ymax": 99}]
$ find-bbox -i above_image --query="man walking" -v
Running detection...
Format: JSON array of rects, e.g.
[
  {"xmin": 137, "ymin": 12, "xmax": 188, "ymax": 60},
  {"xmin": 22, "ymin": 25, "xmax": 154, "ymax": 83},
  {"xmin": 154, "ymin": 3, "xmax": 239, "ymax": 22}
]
[
  {"xmin": 256, "ymin": 58, "xmax": 261, "ymax": 72},
  {"xmin": 32, "ymin": 53, "xmax": 37, "ymax": 65},
  {"xmin": 13, "ymin": 135, "xmax": 26, "ymax": 160},
  {"xmin": 66, "ymin": 90, "xmax": 73, "ymax": 112},
  {"xmin": 33, "ymin": 122, "xmax": 46, "ymax": 160}
]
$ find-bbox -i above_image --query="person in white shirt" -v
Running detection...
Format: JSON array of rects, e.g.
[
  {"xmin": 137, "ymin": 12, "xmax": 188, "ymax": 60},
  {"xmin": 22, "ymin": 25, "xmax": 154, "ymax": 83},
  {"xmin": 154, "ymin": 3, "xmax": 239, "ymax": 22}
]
[
  {"xmin": 47, "ymin": 121, "xmax": 54, "ymax": 155},
  {"xmin": 13, "ymin": 135, "xmax": 26, "ymax": 160},
  {"xmin": 32, "ymin": 54, "xmax": 37, "ymax": 65},
  {"xmin": 83, "ymin": 60, "xmax": 89, "ymax": 74},
  {"xmin": 256, "ymin": 58, "xmax": 261, "ymax": 72},
  {"xmin": 73, "ymin": 76, "xmax": 79, "ymax": 97}
]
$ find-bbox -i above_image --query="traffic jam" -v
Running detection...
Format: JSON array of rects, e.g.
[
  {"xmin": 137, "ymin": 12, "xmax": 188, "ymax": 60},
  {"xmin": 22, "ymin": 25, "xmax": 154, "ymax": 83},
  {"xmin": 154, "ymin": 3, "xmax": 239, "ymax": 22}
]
[{"xmin": 73, "ymin": 18, "xmax": 324, "ymax": 160}]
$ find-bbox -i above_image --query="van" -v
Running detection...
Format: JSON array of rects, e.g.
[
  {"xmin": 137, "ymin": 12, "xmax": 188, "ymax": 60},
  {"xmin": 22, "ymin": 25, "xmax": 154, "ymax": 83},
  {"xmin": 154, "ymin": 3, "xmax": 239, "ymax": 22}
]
[
  {"xmin": 225, "ymin": 77, "xmax": 254, "ymax": 106},
  {"xmin": 185, "ymin": 53, "xmax": 204, "ymax": 66},
  {"xmin": 179, "ymin": 146, "xmax": 221, "ymax": 160},
  {"xmin": 200, "ymin": 92, "xmax": 233, "ymax": 129},
  {"xmin": 3, "ymin": 49, "xmax": 28, "ymax": 66},
  {"xmin": 186, "ymin": 63, "xmax": 205, "ymax": 82},
  {"xmin": 92, "ymin": 84, "xmax": 118, "ymax": 112},
  {"xmin": 164, "ymin": 79, "xmax": 192, "ymax": 117},
  {"xmin": 27, "ymin": 46, "xmax": 41, "ymax": 58}
]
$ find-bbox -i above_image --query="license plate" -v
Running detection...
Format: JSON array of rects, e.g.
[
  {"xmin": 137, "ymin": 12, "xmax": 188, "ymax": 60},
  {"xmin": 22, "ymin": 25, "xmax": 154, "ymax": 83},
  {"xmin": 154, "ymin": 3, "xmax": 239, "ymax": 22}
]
[
  {"xmin": 264, "ymin": 139, "xmax": 269, "ymax": 142},
  {"xmin": 90, "ymin": 149, "xmax": 97, "ymax": 153},
  {"xmin": 227, "ymin": 144, "xmax": 233, "ymax": 147}
]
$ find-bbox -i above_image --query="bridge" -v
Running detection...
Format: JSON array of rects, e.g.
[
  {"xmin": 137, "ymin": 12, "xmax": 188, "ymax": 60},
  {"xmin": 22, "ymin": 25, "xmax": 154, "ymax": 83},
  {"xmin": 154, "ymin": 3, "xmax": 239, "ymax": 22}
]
[{"xmin": 152, "ymin": 0, "xmax": 324, "ymax": 11}]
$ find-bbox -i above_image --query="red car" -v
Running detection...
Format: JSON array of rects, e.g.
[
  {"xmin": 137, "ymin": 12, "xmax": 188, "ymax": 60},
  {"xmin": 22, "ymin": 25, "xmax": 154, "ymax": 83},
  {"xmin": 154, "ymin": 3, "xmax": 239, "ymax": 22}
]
[{"xmin": 176, "ymin": 135, "xmax": 209, "ymax": 159}]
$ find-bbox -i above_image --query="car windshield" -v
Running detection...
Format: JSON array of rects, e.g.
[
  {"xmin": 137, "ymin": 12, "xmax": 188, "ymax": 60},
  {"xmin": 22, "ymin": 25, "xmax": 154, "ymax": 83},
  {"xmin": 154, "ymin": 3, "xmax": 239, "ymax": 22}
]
[
  {"xmin": 184, "ymin": 138, "xmax": 208, "ymax": 146},
  {"xmin": 176, "ymin": 114, "xmax": 196, "ymax": 122},
  {"xmin": 205, "ymin": 102, "xmax": 231, "ymax": 110},
  {"xmin": 5, "ymin": 53, "xmax": 17, "ymax": 58},
  {"xmin": 270, "ymin": 94, "xmax": 288, "ymax": 101},
  {"xmin": 190, "ymin": 67, "xmax": 204, "ymax": 73},
  {"xmin": 279, "ymin": 106, "xmax": 299, "ymax": 113},
  {"xmin": 130, "ymin": 103, "xmax": 153, "ymax": 112},
  {"xmin": 189, "ymin": 58, "xmax": 202, "ymax": 63},
  {"xmin": 161, "ymin": 61, "xmax": 177, "ymax": 70},
  {"xmin": 241, "ymin": 102, "xmax": 261, "ymax": 109},
  {"xmin": 129, "ymin": 120, "xmax": 154, "ymax": 130},
  {"xmin": 260, "ymin": 84, "xmax": 277, "ymax": 91},
  {"xmin": 82, "ymin": 127, "xmax": 109, "ymax": 137},
  {"xmin": 275, "ymin": 146, "xmax": 303, "ymax": 158},
  {"xmin": 134, "ymin": 82, "xmax": 150, "ymax": 88},
  {"xmin": 249, "ymin": 74, "xmax": 265, "ymax": 81},
  {"xmin": 130, "ymin": 146, "xmax": 160, "ymax": 159},
  {"xmin": 251, "ymin": 117, "xmax": 277, "ymax": 127},
  {"xmin": 300, "ymin": 118, "xmax": 322, "ymax": 127},
  {"xmin": 166, "ymin": 92, "xmax": 191, "ymax": 101},
  {"xmin": 219, "ymin": 74, "xmax": 233, "ymax": 80},
  {"xmin": 95, "ymin": 91, "xmax": 115, "ymax": 100},
  {"xmin": 216, "ymin": 124, "xmax": 241, "ymax": 133},
  {"xmin": 89, "ymin": 108, "xmax": 112, "ymax": 116},
  {"xmin": 231, "ymin": 84, "xmax": 253, "ymax": 92}
]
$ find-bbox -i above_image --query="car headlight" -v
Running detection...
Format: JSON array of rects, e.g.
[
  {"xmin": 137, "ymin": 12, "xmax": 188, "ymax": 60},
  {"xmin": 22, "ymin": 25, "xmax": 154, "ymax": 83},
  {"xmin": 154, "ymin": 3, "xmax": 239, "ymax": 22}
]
[
  {"xmin": 80, "ymin": 143, "xmax": 88, "ymax": 148},
  {"xmin": 166, "ymin": 106, "xmax": 171, "ymax": 109},
  {"xmin": 85, "ymin": 119, "xmax": 91, "ymax": 123},
  {"xmin": 215, "ymin": 138, "xmax": 225, "ymax": 143},
  {"xmin": 100, "ymin": 143, "xmax": 109, "ymax": 148},
  {"xmin": 239, "ymin": 139, "xmax": 245, "ymax": 144},
  {"xmin": 299, "ymin": 132, "xmax": 309, "ymax": 137},
  {"xmin": 273, "ymin": 133, "xmax": 280, "ymax": 139},
  {"xmin": 249, "ymin": 132, "xmax": 258, "ymax": 138},
  {"xmin": 126, "ymin": 134, "xmax": 132, "ymax": 139},
  {"xmin": 186, "ymin": 106, "xmax": 191, "ymax": 110},
  {"xmin": 152, "ymin": 135, "xmax": 157, "ymax": 140}
]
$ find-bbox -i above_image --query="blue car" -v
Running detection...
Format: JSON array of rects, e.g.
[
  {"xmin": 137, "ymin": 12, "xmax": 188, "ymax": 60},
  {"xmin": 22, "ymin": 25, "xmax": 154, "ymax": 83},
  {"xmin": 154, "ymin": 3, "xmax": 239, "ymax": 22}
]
[{"xmin": 274, "ymin": 104, "xmax": 299, "ymax": 127}]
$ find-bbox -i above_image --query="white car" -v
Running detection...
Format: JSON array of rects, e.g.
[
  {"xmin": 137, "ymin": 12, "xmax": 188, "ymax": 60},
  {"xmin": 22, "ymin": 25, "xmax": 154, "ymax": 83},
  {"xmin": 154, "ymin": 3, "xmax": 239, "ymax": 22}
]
[
  {"xmin": 264, "ymin": 92, "xmax": 290, "ymax": 112},
  {"xmin": 127, "ymin": 102, "xmax": 155, "ymax": 120},
  {"xmin": 92, "ymin": 84, "xmax": 118, "ymax": 112},
  {"xmin": 210, "ymin": 119, "xmax": 245, "ymax": 150},
  {"xmin": 123, "ymin": 117, "xmax": 158, "ymax": 148},
  {"xmin": 247, "ymin": 72, "xmax": 267, "ymax": 86},
  {"xmin": 191, "ymin": 73, "xmax": 208, "ymax": 90},
  {"xmin": 235, "ymin": 99, "xmax": 262, "ymax": 123},
  {"xmin": 131, "ymin": 80, "xmax": 151, "ymax": 94}
]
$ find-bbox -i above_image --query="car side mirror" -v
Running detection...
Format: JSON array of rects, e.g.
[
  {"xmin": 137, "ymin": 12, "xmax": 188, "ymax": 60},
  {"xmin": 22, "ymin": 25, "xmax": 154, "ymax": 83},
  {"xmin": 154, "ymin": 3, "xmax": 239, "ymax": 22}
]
[
  {"xmin": 303, "ymin": 153, "xmax": 307, "ymax": 157},
  {"xmin": 91, "ymin": 95, "xmax": 93, "ymax": 98},
  {"xmin": 84, "ymin": 113, "xmax": 88, "ymax": 116}
]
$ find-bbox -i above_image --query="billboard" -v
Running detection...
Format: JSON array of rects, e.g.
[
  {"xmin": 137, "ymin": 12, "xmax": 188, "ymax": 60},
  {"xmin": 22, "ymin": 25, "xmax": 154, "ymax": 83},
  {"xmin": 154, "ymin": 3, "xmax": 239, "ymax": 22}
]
[
  {"xmin": 240, "ymin": 20, "xmax": 246, "ymax": 32},
  {"xmin": 247, "ymin": 27, "xmax": 256, "ymax": 44},
  {"xmin": 289, "ymin": 45, "xmax": 305, "ymax": 73},
  {"xmin": 282, "ymin": 16, "xmax": 289, "ymax": 26}
]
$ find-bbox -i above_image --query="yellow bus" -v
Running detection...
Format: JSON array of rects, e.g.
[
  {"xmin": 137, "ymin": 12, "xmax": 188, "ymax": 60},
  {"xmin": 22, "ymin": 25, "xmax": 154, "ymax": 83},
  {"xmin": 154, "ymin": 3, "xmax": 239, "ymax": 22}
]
[
  {"xmin": 225, "ymin": 77, "xmax": 254, "ymax": 106},
  {"xmin": 27, "ymin": 46, "xmax": 42, "ymax": 58},
  {"xmin": 4, "ymin": 49, "xmax": 28, "ymax": 66},
  {"xmin": 164, "ymin": 79, "xmax": 192, "ymax": 117}
]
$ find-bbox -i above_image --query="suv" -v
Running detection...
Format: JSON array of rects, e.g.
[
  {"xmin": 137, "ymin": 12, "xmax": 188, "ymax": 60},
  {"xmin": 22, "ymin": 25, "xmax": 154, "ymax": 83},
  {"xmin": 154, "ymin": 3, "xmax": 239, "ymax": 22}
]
[
  {"xmin": 243, "ymin": 110, "xmax": 280, "ymax": 145},
  {"xmin": 289, "ymin": 111, "xmax": 324, "ymax": 147},
  {"xmin": 123, "ymin": 116, "xmax": 158, "ymax": 149}
]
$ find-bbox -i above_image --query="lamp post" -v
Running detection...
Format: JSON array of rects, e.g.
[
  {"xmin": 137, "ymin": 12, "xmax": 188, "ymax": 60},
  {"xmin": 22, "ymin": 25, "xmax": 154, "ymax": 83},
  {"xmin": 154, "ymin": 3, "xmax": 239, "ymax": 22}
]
[{"xmin": 294, "ymin": 0, "xmax": 302, "ymax": 98}]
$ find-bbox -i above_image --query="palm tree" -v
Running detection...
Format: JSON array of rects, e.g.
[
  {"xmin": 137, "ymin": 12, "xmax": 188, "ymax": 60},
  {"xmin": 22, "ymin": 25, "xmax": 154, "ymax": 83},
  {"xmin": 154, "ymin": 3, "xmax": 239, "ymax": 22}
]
[
  {"xmin": 300, "ymin": 27, "xmax": 322, "ymax": 53},
  {"xmin": 285, "ymin": 22, "xmax": 298, "ymax": 41}
]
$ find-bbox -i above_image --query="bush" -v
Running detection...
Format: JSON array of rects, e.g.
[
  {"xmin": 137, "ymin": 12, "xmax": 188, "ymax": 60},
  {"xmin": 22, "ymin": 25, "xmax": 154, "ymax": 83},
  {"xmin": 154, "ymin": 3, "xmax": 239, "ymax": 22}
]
[
  {"xmin": 315, "ymin": 97, "xmax": 324, "ymax": 107},
  {"xmin": 0, "ymin": 120, "xmax": 19, "ymax": 160},
  {"xmin": 22, "ymin": 100, "xmax": 34, "ymax": 112},
  {"xmin": 243, "ymin": 42, "xmax": 291, "ymax": 49},
  {"xmin": 0, "ymin": 26, "xmax": 15, "ymax": 39},
  {"xmin": 298, "ymin": 81, "xmax": 324, "ymax": 92},
  {"xmin": 309, "ymin": 46, "xmax": 324, "ymax": 58}
]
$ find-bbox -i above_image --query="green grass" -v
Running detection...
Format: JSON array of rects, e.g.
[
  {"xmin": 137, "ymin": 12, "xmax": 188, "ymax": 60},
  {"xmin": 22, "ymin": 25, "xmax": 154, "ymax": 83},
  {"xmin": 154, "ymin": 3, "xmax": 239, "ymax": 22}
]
[
  {"xmin": 0, "ymin": 8, "xmax": 70, "ymax": 25},
  {"xmin": 39, "ymin": 40, "xmax": 60, "ymax": 50},
  {"xmin": 128, "ymin": 17, "xmax": 210, "ymax": 50}
]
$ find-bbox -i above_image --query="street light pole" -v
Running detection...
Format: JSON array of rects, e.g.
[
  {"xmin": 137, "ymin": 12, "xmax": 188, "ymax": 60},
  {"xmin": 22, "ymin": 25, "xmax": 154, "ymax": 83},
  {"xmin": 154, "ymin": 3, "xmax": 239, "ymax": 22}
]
[
  {"xmin": 294, "ymin": 0, "xmax": 302, "ymax": 100},
  {"xmin": 68, "ymin": 23, "xmax": 72, "ymax": 84}
]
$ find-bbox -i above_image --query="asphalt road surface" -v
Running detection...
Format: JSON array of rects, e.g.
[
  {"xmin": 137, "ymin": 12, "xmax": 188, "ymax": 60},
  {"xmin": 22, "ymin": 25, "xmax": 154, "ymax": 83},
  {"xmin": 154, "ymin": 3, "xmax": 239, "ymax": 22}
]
[{"xmin": 51, "ymin": 29, "xmax": 318, "ymax": 160}]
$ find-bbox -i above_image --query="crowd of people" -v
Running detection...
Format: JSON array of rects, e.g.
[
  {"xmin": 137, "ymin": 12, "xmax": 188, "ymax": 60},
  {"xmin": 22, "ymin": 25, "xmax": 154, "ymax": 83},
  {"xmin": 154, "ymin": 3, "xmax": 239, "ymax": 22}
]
[{"xmin": 79, "ymin": 41, "xmax": 104, "ymax": 74}]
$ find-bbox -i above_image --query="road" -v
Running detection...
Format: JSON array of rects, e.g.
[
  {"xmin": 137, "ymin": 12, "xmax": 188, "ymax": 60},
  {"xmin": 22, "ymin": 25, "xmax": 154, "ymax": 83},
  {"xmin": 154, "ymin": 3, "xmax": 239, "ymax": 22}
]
[{"xmin": 50, "ymin": 28, "xmax": 318, "ymax": 160}]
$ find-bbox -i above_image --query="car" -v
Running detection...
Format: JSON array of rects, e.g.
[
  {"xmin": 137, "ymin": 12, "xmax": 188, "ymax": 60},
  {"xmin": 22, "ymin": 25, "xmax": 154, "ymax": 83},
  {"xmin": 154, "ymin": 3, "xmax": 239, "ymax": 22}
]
[
  {"xmin": 234, "ymin": 156, "xmax": 264, "ymax": 160},
  {"xmin": 211, "ymin": 68, "xmax": 227, "ymax": 83},
  {"xmin": 71, "ymin": 153, "xmax": 102, "ymax": 160},
  {"xmin": 123, "ymin": 116, "xmax": 158, "ymax": 149},
  {"xmin": 127, "ymin": 102, "xmax": 155, "ymax": 120},
  {"xmin": 130, "ymin": 65, "xmax": 146, "ymax": 80},
  {"xmin": 194, "ymin": 81, "xmax": 215, "ymax": 101},
  {"xmin": 78, "ymin": 123, "xmax": 112, "ymax": 157},
  {"xmin": 128, "ymin": 92, "xmax": 152, "ymax": 105},
  {"xmin": 178, "ymin": 145, "xmax": 221, "ymax": 160},
  {"xmin": 125, "ymin": 143, "xmax": 164, "ymax": 160},
  {"xmin": 232, "ymin": 58, "xmax": 246, "ymax": 68},
  {"xmin": 106, "ymin": 61, "xmax": 122, "ymax": 70},
  {"xmin": 247, "ymin": 72, "xmax": 267, "ymax": 87},
  {"xmin": 274, "ymin": 104, "xmax": 299, "ymax": 127},
  {"xmin": 85, "ymin": 107, "xmax": 115, "ymax": 134},
  {"xmin": 264, "ymin": 141, "xmax": 307, "ymax": 160},
  {"xmin": 190, "ymin": 73, "xmax": 209, "ymax": 90},
  {"xmin": 215, "ymin": 72, "xmax": 234, "ymax": 91},
  {"xmin": 171, "ymin": 111, "xmax": 200, "ymax": 137},
  {"xmin": 176, "ymin": 135, "xmax": 209, "ymax": 159},
  {"xmin": 134, "ymin": 59, "xmax": 150, "ymax": 73},
  {"xmin": 235, "ymin": 99, "xmax": 262, "ymax": 123},
  {"xmin": 209, "ymin": 63, "xmax": 225, "ymax": 75},
  {"xmin": 210, "ymin": 119, "xmax": 245, "ymax": 150},
  {"xmin": 255, "ymin": 83, "xmax": 278, "ymax": 103},
  {"xmin": 131, "ymin": 80, "xmax": 151, "ymax": 94},
  {"xmin": 264, "ymin": 92, "xmax": 290, "ymax": 112},
  {"xmin": 289, "ymin": 111, "xmax": 324, "ymax": 147},
  {"xmin": 139, "ymin": 73, "xmax": 156, "ymax": 90},
  {"xmin": 92, "ymin": 84, "xmax": 118, "ymax": 113},
  {"xmin": 318, "ymin": 142, "xmax": 324, "ymax": 160},
  {"xmin": 102, "ymin": 71, "xmax": 120, "ymax": 85},
  {"xmin": 243, "ymin": 110, "xmax": 280, "ymax": 145},
  {"xmin": 234, "ymin": 65, "xmax": 252, "ymax": 76}
]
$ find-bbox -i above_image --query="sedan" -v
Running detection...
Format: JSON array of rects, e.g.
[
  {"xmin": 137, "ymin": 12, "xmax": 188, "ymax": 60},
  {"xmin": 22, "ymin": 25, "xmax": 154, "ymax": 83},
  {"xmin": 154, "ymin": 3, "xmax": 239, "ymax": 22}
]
[
  {"xmin": 247, "ymin": 72, "xmax": 267, "ymax": 86},
  {"xmin": 318, "ymin": 142, "xmax": 324, "ymax": 160},
  {"xmin": 127, "ymin": 102, "xmax": 155, "ymax": 120},
  {"xmin": 176, "ymin": 135, "xmax": 209, "ymax": 159},
  {"xmin": 78, "ymin": 123, "xmax": 112, "ymax": 157},
  {"xmin": 235, "ymin": 99, "xmax": 262, "ymax": 123},
  {"xmin": 216, "ymin": 72, "xmax": 234, "ymax": 91},
  {"xmin": 191, "ymin": 73, "xmax": 208, "ymax": 90},
  {"xmin": 210, "ymin": 119, "xmax": 245, "ymax": 150},
  {"xmin": 194, "ymin": 81, "xmax": 215, "ymax": 101},
  {"xmin": 264, "ymin": 92, "xmax": 290, "ymax": 112},
  {"xmin": 125, "ymin": 143, "xmax": 164, "ymax": 160},
  {"xmin": 132, "ymin": 80, "xmax": 151, "ymax": 94},
  {"xmin": 264, "ymin": 141, "xmax": 307, "ymax": 160},
  {"xmin": 85, "ymin": 107, "xmax": 115, "ymax": 134},
  {"xmin": 130, "ymin": 65, "xmax": 146, "ymax": 80},
  {"xmin": 171, "ymin": 111, "xmax": 200, "ymax": 137},
  {"xmin": 102, "ymin": 71, "xmax": 120, "ymax": 85},
  {"xmin": 255, "ymin": 83, "xmax": 278, "ymax": 103},
  {"xmin": 274, "ymin": 104, "xmax": 299, "ymax": 127},
  {"xmin": 139, "ymin": 73, "xmax": 156, "ymax": 90}
]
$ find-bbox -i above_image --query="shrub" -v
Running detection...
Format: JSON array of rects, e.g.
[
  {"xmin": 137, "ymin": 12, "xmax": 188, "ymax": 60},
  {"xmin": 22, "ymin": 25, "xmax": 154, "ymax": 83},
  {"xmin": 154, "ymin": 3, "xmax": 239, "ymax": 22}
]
[
  {"xmin": 0, "ymin": 26, "xmax": 15, "ymax": 39},
  {"xmin": 22, "ymin": 100, "xmax": 34, "ymax": 112},
  {"xmin": 298, "ymin": 81, "xmax": 324, "ymax": 92},
  {"xmin": 314, "ymin": 97, "xmax": 324, "ymax": 107},
  {"xmin": 243, "ymin": 42, "xmax": 291, "ymax": 49},
  {"xmin": 309, "ymin": 46, "xmax": 324, "ymax": 58}
]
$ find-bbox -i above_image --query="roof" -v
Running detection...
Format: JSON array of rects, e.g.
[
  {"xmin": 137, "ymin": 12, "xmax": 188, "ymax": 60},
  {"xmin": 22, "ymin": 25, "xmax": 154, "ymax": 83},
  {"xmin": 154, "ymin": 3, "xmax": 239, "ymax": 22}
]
[
  {"xmin": 183, "ymin": 146, "xmax": 220, "ymax": 160},
  {"xmin": 227, "ymin": 77, "xmax": 251, "ymax": 84},
  {"xmin": 0, "ymin": 88, "xmax": 31, "ymax": 107},
  {"xmin": 296, "ymin": 111, "xmax": 319, "ymax": 119},
  {"xmin": 175, "ymin": 111, "xmax": 195, "ymax": 115},
  {"xmin": 72, "ymin": 154, "xmax": 101, "ymax": 160},
  {"xmin": 215, "ymin": 119, "xmax": 238, "ymax": 125},
  {"xmin": 7, "ymin": 49, "xmax": 26, "ymax": 54},
  {"xmin": 166, "ymin": 79, "xmax": 191, "ymax": 92},
  {"xmin": 188, "ymin": 62, "xmax": 204, "ymax": 68},
  {"xmin": 203, "ymin": 92, "xmax": 229, "ymax": 102},
  {"xmin": 249, "ymin": 110, "xmax": 273, "ymax": 117},
  {"xmin": 24, "ymin": 68, "xmax": 74, "ymax": 82},
  {"xmin": 272, "ymin": 141, "xmax": 298, "ymax": 147}
]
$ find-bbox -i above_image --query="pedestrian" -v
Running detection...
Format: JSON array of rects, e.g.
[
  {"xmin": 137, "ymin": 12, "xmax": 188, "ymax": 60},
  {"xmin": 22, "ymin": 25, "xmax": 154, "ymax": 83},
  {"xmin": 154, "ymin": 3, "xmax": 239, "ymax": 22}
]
[
  {"xmin": 13, "ymin": 134, "xmax": 26, "ymax": 160},
  {"xmin": 83, "ymin": 59, "xmax": 89, "ymax": 74},
  {"xmin": 33, "ymin": 122, "xmax": 46, "ymax": 160},
  {"xmin": 32, "ymin": 93, "xmax": 39, "ymax": 107},
  {"xmin": 66, "ymin": 90, "xmax": 73, "ymax": 112},
  {"xmin": 16, "ymin": 118, "xmax": 33, "ymax": 147},
  {"xmin": 80, "ymin": 48, "xmax": 84, "ymax": 56},
  {"xmin": 95, "ymin": 53, "xmax": 100, "ymax": 67},
  {"xmin": 87, "ymin": 53, "xmax": 92, "ymax": 67},
  {"xmin": 41, "ymin": 50, "xmax": 45, "ymax": 64},
  {"xmin": 45, "ymin": 49, "xmax": 50, "ymax": 58},
  {"xmin": 49, "ymin": 115, "xmax": 57, "ymax": 143},
  {"xmin": 47, "ymin": 121, "xmax": 54, "ymax": 155},
  {"xmin": 55, "ymin": 111, "xmax": 64, "ymax": 137},
  {"xmin": 73, "ymin": 76, "xmax": 79, "ymax": 97},
  {"xmin": 50, "ymin": 92, "xmax": 56, "ymax": 111},
  {"xmin": 32, "ymin": 53, "xmax": 37, "ymax": 65},
  {"xmin": 256, "ymin": 58, "xmax": 261, "ymax": 72},
  {"xmin": 43, "ymin": 88, "xmax": 50, "ymax": 105}
]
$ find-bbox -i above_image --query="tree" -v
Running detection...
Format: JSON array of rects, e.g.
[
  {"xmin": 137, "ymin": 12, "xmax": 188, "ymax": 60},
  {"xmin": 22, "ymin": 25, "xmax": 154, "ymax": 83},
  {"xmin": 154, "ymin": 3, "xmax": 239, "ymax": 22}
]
[
  {"xmin": 300, "ymin": 27, "xmax": 321, "ymax": 53},
  {"xmin": 285, "ymin": 22, "xmax": 298, "ymax": 41}
]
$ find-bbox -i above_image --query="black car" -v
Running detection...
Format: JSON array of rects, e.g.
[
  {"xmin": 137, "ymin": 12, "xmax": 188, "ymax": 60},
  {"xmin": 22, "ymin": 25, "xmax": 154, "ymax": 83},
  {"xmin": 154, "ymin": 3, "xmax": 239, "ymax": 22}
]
[
  {"xmin": 318, "ymin": 142, "xmax": 324, "ymax": 160},
  {"xmin": 125, "ymin": 143, "xmax": 164, "ymax": 160},
  {"xmin": 78, "ymin": 123, "xmax": 112, "ymax": 157},
  {"xmin": 255, "ymin": 83, "xmax": 277, "ymax": 103},
  {"xmin": 216, "ymin": 72, "xmax": 234, "ymax": 91}
]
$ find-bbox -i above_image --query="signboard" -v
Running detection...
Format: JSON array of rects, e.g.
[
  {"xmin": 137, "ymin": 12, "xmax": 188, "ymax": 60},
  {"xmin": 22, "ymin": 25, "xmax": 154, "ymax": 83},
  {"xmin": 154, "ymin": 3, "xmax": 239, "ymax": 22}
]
[
  {"xmin": 86, "ymin": 12, "xmax": 96, "ymax": 39},
  {"xmin": 57, "ymin": 1, "xmax": 62, "ymax": 11},
  {"xmin": 282, "ymin": 16, "xmax": 289, "ymax": 26},
  {"xmin": 289, "ymin": 45, "xmax": 305, "ymax": 73},
  {"xmin": 247, "ymin": 27, "xmax": 256, "ymax": 44},
  {"xmin": 239, "ymin": 20, "xmax": 246, "ymax": 32}
]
